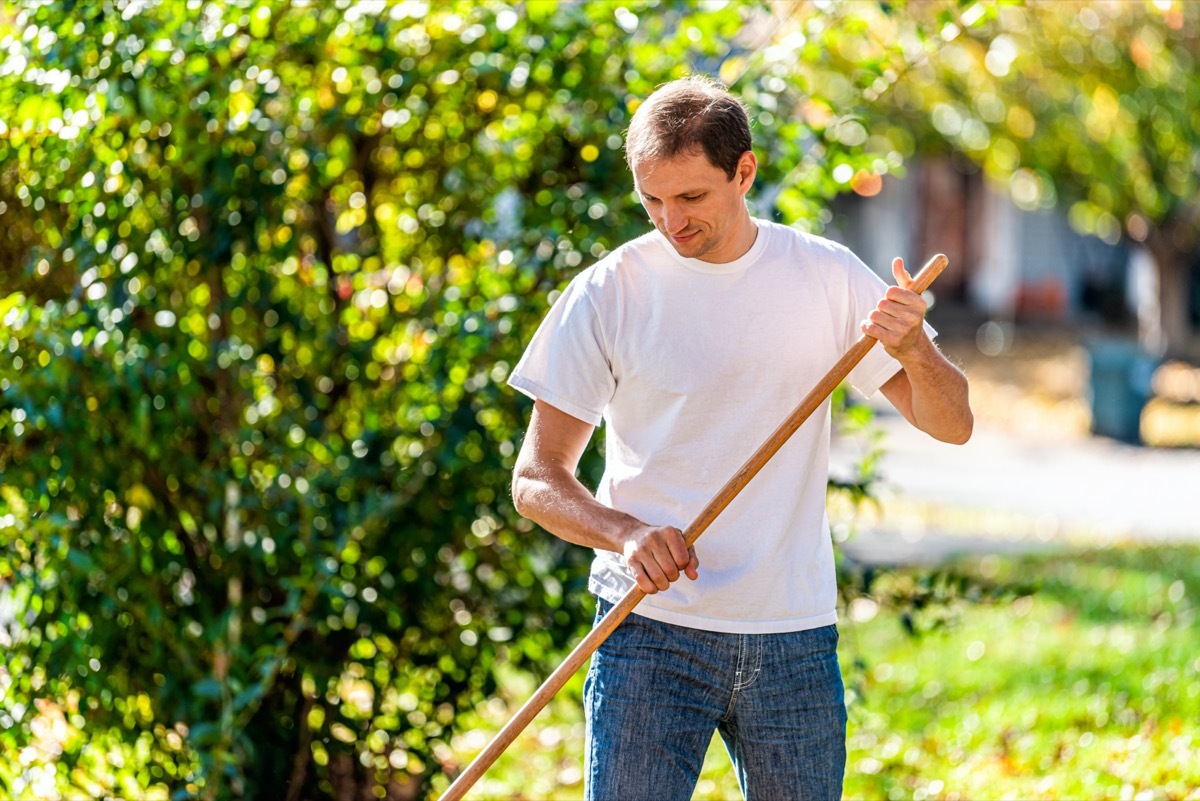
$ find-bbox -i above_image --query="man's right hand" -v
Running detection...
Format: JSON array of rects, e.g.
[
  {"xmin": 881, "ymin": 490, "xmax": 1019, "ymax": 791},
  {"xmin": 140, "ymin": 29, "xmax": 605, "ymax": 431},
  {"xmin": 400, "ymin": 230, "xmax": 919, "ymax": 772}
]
[{"xmin": 622, "ymin": 525, "xmax": 700, "ymax": 594}]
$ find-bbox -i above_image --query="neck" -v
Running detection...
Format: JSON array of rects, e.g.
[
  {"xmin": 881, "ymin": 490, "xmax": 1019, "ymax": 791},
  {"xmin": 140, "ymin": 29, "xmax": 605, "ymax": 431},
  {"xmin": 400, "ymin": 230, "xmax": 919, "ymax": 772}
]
[
  {"xmin": 701, "ymin": 211, "xmax": 758, "ymax": 264},
  {"xmin": 731, "ymin": 213, "xmax": 758, "ymax": 258}
]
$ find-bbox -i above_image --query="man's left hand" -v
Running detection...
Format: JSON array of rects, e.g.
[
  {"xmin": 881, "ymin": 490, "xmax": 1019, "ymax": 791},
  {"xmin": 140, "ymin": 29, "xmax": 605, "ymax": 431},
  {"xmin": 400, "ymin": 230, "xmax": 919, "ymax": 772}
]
[{"xmin": 861, "ymin": 257, "xmax": 928, "ymax": 360}]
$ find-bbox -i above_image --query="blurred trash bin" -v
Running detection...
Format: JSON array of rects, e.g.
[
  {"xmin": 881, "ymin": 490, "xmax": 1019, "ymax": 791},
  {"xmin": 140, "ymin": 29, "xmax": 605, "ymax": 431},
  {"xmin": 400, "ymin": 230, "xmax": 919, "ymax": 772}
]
[{"xmin": 1084, "ymin": 339, "xmax": 1158, "ymax": 445}]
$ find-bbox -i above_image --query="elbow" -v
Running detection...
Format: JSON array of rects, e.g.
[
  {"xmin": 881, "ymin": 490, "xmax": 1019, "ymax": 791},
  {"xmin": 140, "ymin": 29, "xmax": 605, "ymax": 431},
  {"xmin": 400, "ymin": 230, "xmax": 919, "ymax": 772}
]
[
  {"xmin": 511, "ymin": 461, "xmax": 538, "ymax": 519},
  {"xmin": 910, "ymin": 407, "xmax": 974, "ymax": 445},
  {"xmin": 511, "ymin": 472, "xmax": 531, "ymax": 519},
  {"xmin": 938, "ymin": 380, "xmax": 974, "ymax": 445},
  {"xmin": 943, "ymin": 409, "xmax": 974, "ymax": 445}
]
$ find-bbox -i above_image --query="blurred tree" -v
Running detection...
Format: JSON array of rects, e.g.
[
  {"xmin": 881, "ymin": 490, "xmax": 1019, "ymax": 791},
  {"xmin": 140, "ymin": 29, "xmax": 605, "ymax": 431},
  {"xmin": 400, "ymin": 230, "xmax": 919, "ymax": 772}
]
[
  {"xmin": 0, "ymin": 1, "xmax": 906, "ymax": 798},
  {"xmin": 880, "ymin": 0, "xmax": 1200, "ymax": 355}
]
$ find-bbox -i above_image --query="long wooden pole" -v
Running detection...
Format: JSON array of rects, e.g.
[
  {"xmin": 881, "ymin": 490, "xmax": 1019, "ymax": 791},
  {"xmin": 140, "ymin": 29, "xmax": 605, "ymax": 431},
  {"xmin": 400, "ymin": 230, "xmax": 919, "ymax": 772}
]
[{"xmin": 441, "ymin": 254, "xmax": 950, "ymax": 800}]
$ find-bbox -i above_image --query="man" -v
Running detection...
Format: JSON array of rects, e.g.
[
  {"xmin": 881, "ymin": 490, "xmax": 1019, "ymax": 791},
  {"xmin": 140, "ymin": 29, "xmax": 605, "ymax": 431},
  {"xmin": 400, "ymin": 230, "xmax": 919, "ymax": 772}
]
[{"xmin": 507, "ymin": 76, "xmax": 972, "ymax": 800}]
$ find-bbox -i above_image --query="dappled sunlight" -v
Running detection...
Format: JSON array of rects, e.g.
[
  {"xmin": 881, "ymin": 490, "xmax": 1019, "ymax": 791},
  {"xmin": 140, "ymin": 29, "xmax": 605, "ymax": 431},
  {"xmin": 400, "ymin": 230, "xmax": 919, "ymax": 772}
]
[{"xmin": 1, "ymin": 0, "xmax": 1198, "ymax": 798}]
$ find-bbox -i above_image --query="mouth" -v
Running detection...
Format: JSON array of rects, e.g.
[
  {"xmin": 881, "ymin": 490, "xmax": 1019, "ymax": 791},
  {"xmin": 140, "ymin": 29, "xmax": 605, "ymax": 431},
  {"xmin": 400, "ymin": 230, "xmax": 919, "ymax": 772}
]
[{"xmin": 670, "ymin": 230, "xmax": 699, "ymax": 244}]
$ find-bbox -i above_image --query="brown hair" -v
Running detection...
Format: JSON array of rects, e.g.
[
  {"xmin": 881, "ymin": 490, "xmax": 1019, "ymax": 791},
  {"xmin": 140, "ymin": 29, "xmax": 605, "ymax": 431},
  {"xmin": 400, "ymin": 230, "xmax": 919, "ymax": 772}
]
[{"xmin": 624, "ymin": 75, "xmax": 752, "ymax": 179}]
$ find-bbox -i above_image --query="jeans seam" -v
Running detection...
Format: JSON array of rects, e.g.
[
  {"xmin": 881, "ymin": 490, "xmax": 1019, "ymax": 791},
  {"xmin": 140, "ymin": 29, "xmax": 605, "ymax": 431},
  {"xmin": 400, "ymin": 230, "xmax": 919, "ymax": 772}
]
[
  {"xmin": 722, "ymin": 636, "xmax": 743, "ymax": 721},
  {"xmin": 735, "ymin": 634, "xmax": 762, "ymax": 692},
  {"xmin": 724, "ymin": 634, "xmax": 763, "ymax": 722}
]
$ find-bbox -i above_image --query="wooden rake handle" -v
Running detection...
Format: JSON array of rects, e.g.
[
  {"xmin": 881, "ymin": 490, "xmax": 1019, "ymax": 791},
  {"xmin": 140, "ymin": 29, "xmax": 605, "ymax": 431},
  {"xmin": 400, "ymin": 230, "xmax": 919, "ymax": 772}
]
[{"xmin": 440, "ymin": 253, "xmax": 949, "ymax": 801}]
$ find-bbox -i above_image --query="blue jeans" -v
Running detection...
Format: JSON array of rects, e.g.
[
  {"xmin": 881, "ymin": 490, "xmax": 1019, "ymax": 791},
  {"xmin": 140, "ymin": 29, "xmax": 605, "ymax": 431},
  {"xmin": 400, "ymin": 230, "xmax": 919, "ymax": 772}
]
[{"xmin": 583, "ymin": 598, "xmax": 846, "ymax": 801}]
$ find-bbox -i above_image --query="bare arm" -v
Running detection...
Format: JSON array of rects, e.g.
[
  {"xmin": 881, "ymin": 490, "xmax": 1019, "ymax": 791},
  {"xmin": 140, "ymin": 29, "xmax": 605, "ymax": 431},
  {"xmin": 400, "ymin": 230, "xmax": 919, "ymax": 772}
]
[
  {"xmin": 511, "ymin": 399, "xmax": 698, "ymax": 593},
  {"xmin": 865, "ymin": 258, "xmax": 974, "ymax": 445}
]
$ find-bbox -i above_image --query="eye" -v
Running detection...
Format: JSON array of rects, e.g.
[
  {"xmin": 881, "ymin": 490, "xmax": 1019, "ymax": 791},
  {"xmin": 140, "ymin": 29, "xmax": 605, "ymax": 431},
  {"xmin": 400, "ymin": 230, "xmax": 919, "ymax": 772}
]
[
  {"xmin": 683, "ymin": 194, "xmax": 704, "ymax": 202},
  {"xmin": 641, "ymin": 195, "xmax": 660, "ymax": 204}
]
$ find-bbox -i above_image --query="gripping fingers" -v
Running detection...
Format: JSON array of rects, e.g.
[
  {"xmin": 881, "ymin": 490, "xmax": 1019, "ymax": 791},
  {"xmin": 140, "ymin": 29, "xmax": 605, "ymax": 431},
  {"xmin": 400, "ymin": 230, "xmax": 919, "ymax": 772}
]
[
  {"xmin": 665, "ymin": 530, "xmax": 692, "ymax": 572},
  {"xmin": 624, "ymin": 526, "xmax": 693, "ymax": 594},
  {"xmin": 629, "ymin": 558, "xmax": 669, "ymax": 594},
  {"xmin": 863, "ymin": 271, "xmax": 926, "ymax": 348},
  {"xmin": 625, "ymin": 540, "xmax": 672, "ymax": 594},
  {"xmin": 862, "ymin": 310, "xmax": 902, "ymax": 345}
]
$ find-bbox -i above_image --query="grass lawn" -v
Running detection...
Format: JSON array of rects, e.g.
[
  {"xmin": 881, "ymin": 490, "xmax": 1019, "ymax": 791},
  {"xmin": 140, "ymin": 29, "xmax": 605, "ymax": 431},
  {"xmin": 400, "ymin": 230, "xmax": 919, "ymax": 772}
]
[{"xmin": 442, "ymin": 544, "xmax": 1200, "ymax": 800}]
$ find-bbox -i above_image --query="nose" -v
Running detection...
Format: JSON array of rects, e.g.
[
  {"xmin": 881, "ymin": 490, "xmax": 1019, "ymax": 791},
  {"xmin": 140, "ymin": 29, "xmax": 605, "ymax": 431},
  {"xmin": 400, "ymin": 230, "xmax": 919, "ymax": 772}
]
[{"xmin": 660, "ymin": 201, "xmax": 687, "ymax": 235}]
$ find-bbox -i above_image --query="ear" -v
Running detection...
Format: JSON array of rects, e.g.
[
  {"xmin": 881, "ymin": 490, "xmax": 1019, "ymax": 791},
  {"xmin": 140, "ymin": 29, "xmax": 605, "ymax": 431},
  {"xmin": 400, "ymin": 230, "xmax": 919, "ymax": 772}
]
[{"xmin": 735, "ymin": 150, "xmax": 757, "ymax": 194}]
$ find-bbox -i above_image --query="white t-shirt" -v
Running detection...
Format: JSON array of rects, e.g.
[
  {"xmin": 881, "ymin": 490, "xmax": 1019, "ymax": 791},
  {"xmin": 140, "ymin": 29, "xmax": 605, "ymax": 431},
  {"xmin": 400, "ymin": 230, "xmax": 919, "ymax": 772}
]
[{"xmin": 509, "ymin": 219, "xmax": 930, "ymax": 633}]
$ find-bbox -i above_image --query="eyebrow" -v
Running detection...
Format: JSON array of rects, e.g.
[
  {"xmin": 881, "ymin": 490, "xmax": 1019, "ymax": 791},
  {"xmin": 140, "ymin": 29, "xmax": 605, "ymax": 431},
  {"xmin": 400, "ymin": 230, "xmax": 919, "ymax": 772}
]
[{"xmin": 638, "ymin": 187, "xmax": 706, "ymax": 199}]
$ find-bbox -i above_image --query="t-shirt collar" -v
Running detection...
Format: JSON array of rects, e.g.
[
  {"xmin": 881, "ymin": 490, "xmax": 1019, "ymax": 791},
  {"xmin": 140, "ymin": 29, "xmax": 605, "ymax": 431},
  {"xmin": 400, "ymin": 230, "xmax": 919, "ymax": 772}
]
[{"xmin": 658, "ymin": 219, "xmax": 768, "ymax": 275}]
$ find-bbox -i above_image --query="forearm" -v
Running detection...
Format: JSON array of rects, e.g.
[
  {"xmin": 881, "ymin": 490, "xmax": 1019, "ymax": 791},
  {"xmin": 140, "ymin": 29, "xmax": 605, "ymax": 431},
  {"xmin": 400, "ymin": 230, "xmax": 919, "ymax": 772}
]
[
  {"xmin": 512, "ymin": 462, "xmax": 638, "ymax": 554},
  {"xmin": 894, "ymin": 338, "xmax": 973, "ymax": 444},
  {"xmin": 512, "ymin": 399, "xmax": 698, "ymax": 593}
]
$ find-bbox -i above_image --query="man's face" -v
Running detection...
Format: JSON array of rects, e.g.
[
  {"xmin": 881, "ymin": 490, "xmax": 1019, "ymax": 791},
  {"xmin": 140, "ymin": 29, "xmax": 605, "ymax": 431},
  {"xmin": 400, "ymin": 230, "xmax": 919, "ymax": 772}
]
[{"xmin": 632, "ymin": 149, "xmax": 757, "ymax": 264}]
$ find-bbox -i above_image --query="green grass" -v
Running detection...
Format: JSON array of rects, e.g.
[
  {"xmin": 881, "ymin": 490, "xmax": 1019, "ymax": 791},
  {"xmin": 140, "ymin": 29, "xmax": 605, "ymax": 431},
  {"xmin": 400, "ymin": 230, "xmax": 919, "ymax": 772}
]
[
  {"xmin": 440, "ymin": 545, "xmax": 1200, "ymax": 800},
  {"xmin": 840, "ymin": 546, "xmax": 1200, "ymax": 800}
]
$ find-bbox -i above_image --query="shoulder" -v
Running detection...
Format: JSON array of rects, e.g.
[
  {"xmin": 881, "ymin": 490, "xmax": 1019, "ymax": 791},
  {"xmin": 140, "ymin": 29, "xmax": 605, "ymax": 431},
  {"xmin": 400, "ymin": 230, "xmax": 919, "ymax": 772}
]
[
  {"xmin": 545, "ymin": 230, "xmax": 665, "ymax": 325},
  {"xmin": 571, "ymin": 229, "xmax": 666, "ymax": 292},
  {"xmin": 755, "ymin": 221, "xmax": 887, "ymax": 309},
  {"xmin": 757, "ymin": 220, "xmax": 861, "ymax": 266},
  {"xmin": 596, "ymin": 229, "xmax": 665, "ymax": 273}
]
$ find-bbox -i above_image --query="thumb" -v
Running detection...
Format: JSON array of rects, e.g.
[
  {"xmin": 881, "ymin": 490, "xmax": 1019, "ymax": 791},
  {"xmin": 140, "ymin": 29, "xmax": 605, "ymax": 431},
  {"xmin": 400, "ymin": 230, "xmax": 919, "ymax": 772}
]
[{"xmin": 892, "ymin": 257, "xmax": 913, "ymax": 289}]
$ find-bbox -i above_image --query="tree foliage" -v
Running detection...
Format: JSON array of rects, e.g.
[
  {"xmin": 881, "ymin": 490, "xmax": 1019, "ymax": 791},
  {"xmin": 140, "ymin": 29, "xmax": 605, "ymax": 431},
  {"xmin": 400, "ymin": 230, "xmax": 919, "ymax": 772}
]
[
  {"xmin": 0, "ymin": 1, "xmax": 911, "ymax": 798},
  {"xmin": 832, "ymin": 0, "xmax": 1200, "ymax": 354}
]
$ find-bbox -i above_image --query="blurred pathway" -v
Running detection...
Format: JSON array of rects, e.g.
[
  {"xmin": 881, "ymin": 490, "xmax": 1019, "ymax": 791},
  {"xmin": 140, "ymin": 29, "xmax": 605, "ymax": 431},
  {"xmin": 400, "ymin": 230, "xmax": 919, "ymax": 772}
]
[{"xmin": 831, "ymin": 407, "xmax": 1200, "ymax": 566}]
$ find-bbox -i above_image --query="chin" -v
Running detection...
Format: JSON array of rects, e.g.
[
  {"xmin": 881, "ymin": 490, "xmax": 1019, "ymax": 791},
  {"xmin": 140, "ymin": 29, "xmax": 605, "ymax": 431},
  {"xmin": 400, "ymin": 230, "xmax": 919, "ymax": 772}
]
[{"xmin": 672, "ymin": 237, "xmax": 711, "ymax": 258}]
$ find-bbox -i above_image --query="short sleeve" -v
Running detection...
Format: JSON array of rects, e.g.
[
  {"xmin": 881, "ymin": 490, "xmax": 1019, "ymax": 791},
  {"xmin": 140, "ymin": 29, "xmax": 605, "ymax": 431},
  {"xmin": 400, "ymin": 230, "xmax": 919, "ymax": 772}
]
[
  {"xmin": 841, "ymin": 253, "xmax": 938, "ymax": 398},
  {"xmin": 507, "ymin": 273, "xmax": 617, "ymax": 426}
]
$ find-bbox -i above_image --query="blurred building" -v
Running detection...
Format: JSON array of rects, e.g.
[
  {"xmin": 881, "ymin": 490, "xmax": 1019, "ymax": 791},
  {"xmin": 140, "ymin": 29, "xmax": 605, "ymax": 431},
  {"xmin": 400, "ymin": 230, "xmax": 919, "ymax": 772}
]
[{"xmin": 828, "ymin": 156, "xmax": 1199, "ymax": 336}]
